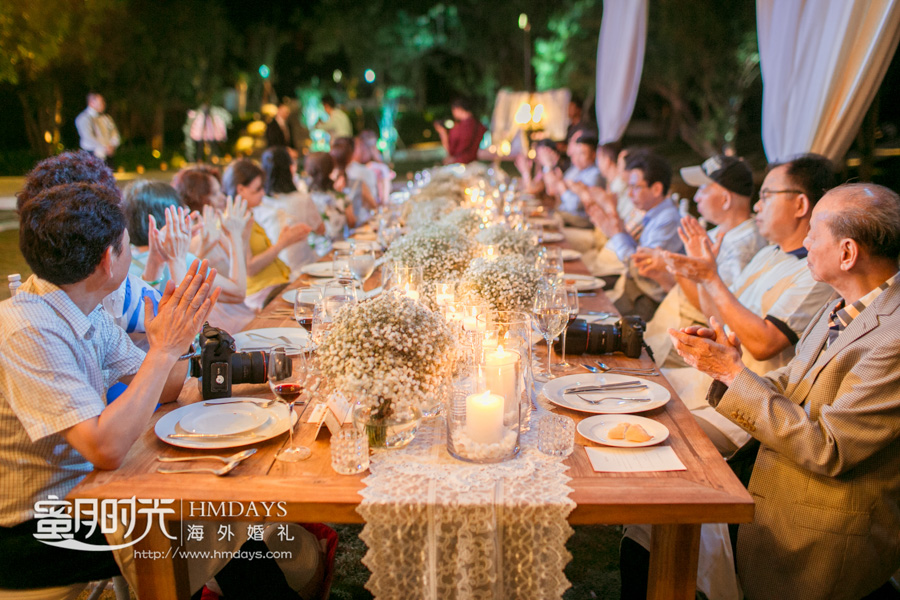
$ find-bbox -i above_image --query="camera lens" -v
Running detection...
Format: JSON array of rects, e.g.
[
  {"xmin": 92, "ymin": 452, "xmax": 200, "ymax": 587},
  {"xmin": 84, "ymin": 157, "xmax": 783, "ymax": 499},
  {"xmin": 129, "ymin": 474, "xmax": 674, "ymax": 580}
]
[{"xmin": 230, "ymin": 351, "xmax": 268, "ymax": 384}]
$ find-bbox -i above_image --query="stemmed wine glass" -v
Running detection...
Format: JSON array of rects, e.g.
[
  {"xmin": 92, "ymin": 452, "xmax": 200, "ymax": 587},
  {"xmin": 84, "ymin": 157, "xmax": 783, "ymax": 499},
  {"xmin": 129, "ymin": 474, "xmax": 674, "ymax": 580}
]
[
  {"xmin": 556, "ymin": 284, "xmax": 580, "ymax": 372},
  {"xmin": 294, "ymin": 287, "xmax": 323, "ymax": 332},
  {"xmin": 532, "ymin": 284, "xmax": 569, "ymax": 381},
  {"xmin": 540, "ymin": 247, "xmax": 565, "ymax": 285},
  {"xmin": 269, "ymin": 346, "xmax": 312, "ymax": 462},
  {"xmin": 349, "ymin": 246, "xmax": 377, "ymax": 286}
]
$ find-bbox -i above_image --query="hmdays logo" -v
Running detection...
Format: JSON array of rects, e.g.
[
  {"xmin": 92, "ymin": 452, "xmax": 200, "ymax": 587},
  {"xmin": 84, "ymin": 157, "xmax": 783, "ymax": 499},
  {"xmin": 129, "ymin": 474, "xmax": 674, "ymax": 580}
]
[{"xmin": 33, "ymin": 496, "xmax": 176, "ymax": 551}]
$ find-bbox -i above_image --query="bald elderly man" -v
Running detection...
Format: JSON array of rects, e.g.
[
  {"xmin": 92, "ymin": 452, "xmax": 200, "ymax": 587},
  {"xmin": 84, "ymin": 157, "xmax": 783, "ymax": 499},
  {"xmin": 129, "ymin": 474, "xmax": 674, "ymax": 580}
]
[{"xmin": 670, "ymin": 183, "xmax": 900, "ymax": 600}]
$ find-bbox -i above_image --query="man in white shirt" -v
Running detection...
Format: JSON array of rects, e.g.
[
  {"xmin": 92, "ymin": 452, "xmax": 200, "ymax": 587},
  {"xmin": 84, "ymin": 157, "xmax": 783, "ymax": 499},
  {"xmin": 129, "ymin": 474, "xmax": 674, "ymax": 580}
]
[
  {"xmin": 317, "ymin": 95, "xmax": 353, "ymax": 139},
  {"xmin": 75, "ymin": 93, "xmax": 121, "ymax": 165}
]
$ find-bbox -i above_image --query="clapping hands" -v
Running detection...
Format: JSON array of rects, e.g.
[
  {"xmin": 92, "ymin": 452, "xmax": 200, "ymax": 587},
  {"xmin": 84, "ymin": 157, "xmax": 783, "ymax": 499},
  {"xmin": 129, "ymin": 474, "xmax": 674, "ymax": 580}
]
[{"xmin": 667, "ymin": 316, "xmax": 744, "ymax": 385}]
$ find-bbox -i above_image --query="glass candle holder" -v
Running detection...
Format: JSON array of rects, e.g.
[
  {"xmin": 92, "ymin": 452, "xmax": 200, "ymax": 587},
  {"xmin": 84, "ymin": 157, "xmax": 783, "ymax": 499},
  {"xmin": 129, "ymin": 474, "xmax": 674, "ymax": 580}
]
[
  {"xmin": 385, "ymin": 263, "xmax": 423, "ymax": 301},
  {"xmin": 331, "ymin": 428, "xmax": 370, "ymax": 474},
  {"xmin": 483, "ymin": 244, "xmax": 500, "ymax": 261},
  {"xmin": 537, "ymin": 414, "xmax": 575, "ymax": 457},
  {"xmin": 478, "ymin": 310, "xmax": 536, "ymax": 432},
  {"xmin": 434, "ymin": 281, "xmax": 457, "ymax": 308}
]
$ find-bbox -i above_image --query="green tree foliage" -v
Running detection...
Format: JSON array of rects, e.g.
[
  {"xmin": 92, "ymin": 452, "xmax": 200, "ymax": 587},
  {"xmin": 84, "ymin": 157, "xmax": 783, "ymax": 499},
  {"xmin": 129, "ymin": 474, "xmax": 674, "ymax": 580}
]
[{"xmin": 533, "ymin": 0, "xmax": 601, "ymax": 99}]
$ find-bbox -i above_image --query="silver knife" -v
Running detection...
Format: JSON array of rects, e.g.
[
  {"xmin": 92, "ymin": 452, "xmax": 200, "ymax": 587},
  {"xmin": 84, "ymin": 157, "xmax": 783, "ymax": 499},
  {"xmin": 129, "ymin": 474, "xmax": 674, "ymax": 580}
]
[
  {"xmin": 564, "ymin": 384, "xmax": 648, "ymax": 394},
  {"xmin": 167, "ymin": 433, "xmax": 266, "ymax": 440}
]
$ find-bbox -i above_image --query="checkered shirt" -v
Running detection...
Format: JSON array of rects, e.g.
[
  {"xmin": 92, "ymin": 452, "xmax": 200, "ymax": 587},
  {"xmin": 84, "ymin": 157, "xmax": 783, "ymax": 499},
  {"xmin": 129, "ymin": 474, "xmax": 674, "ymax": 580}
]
[{"xmin": 826, "ymin": 271, "xmax": 899, "ymax": 348}]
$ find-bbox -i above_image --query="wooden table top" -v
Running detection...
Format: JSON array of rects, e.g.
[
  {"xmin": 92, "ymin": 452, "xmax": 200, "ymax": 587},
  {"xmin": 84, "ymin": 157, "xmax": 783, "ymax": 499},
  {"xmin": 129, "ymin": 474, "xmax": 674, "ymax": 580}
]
[{"xmin": 70, "ymin": 243, "xmax": 754, "ymax": 527}]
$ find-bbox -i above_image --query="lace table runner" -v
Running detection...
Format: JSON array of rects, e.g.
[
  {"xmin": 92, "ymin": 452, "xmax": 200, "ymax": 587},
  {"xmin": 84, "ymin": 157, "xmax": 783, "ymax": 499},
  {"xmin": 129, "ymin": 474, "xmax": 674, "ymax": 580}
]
[{"xmin": 357, "ymin": 410, "xmax": 576, "ymax": 599}]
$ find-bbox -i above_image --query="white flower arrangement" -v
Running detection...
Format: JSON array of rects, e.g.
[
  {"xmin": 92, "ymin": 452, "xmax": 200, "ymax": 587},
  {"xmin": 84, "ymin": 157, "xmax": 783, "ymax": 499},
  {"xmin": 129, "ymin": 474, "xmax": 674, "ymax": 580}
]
[
  {"xmin": 403, "ymin": 197, "xmax": 458, "ymax": 229},
  {"xmin": 475, "ymin": 225, "xmax": 537, "ymax": 257},
  {"xmin": 386, "ymin": 222, "xmax": 480, "ymax": 282},
  {"xmin": 458, "ymin": 254, "xmax": 541, "ymax": 313},
  {"xmin": 317, "ymin": 291, "xmax": 457, "ymax": 415},
  {"xmin": 440, "ymin": 208, "xmax": 485, "ymax": 236}
]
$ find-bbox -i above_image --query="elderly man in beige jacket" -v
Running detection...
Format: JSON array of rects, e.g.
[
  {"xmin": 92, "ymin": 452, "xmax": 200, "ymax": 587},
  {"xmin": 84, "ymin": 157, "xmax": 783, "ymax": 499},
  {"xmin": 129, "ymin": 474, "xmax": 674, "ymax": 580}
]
[{"xmin": 670, "ymin": 183, "xmax": 900, "ymax": 600}]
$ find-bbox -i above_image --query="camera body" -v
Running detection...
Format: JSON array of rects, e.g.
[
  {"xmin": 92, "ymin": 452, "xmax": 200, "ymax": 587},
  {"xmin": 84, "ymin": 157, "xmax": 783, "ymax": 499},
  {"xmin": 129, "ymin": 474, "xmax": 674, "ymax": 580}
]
[
  {"xmin": 189, "ymin": 323, "xmax": 271, "ymax": 399},
  {"xmin": 553, "ymin": 315, "xmax": 645, "ymax": 359}
]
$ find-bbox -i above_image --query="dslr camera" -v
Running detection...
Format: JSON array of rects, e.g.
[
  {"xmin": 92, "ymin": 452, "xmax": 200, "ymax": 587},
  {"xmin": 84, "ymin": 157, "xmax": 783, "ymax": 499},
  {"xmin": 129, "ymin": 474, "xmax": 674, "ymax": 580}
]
[
  {"xmin": 553, "ymin": 315, "xmax": 645, "ymax": 359},
  {"xmin": 188, "ymin": 323, "xmax": 289, "ymax": 399}
]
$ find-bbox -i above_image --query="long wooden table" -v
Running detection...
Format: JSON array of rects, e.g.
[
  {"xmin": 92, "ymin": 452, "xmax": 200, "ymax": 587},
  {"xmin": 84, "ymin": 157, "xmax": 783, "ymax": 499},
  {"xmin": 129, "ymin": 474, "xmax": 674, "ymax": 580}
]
[{"xmin": 69, "ymin": 244, "xmax": 753, "ymax": 600}]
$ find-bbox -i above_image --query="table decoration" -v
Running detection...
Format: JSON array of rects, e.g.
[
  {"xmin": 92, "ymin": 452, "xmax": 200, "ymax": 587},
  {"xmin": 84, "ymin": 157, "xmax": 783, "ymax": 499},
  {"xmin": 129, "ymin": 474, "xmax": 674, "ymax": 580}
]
[
  {"xmin": 403, "ymin": 197, "xmax": 458, "ymax": 229},
  {"xmin": 457, "ymin": 255, "xmax": 541, "ymax": 314},
  {"xmin": 386, "ymin": 222, "xmax": 480, "ymax": 284},
  {"xmin": 475, "ymin": 225, "xmax": 538, "ymax": 258},
  {"xmin": 331, "ymin": 428, "xmax": 370, "ymax": 474},
  {"xmin": 439, "ymin": 207, "xmax": 483, "ymax": 235},
  {"xmin": 317, "ymin": 291, "xmax": 456, "ymax": 448}
]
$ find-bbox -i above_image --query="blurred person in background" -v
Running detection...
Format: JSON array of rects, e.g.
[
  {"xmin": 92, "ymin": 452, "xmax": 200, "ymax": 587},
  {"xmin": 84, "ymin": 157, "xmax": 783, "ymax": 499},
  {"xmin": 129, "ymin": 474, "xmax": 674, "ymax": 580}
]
[
  {"xmin": 434, "ymin": 97, "xmax": 486, "ymax": 165},
  {"xmin": 330, "ymin": 136, "xmax": 377, "ymax": 225},
  {"xmin": 75, "ymin": 93, "xmax": 120, "ymax": 167},
  {"xmin": 317, "ymin": 95, "xmax": 353, "ymax": 139},
  {"xmin": 305, "ymin": 151, "xmax": 355, "ymax": 242}
]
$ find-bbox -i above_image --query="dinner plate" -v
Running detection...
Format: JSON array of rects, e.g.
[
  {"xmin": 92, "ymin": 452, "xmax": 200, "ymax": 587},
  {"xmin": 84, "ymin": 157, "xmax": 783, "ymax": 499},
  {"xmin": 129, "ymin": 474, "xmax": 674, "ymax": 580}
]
[
  {"xmin": 542, "ymin": 232, "xmax": 565, "ymax": 243},
  {"xmin": 560, "ymin": 249, "xmax": 581, "ymax": 261},
  {"xmin": 332, "ymin": 240, "xmax": 380, "ymax": 251},
  {"xmin": 577, "ymin": 414, "xmax": 669, "ymax": 447},
  {"xmin": 232, "ymin": 328, "xmax": 310, "ymax": 351},
  {"xmin": 353, "ymin": 232, "xmax": 378, "ymax": 241},
  {"xmin": 542, "ymin": 373, "xmax": 670, "ymax": 414},
  {"xmin": 156, "ymin": 399, "xmax": 298, "ymax": 450},
  {"xmin": 300, "ymin": 262, "xmax": 345, "ymax": 278},
  {"xmin": 562, "ymin": 274, "xmax": 605, "ymax": 291},
  {"xmin": 529, "ymin": 217, "xmax": 558, "ymax": 227},
  {"xmin": 178, "ymin": 403, "xmax": 269, "ymax": 435}
]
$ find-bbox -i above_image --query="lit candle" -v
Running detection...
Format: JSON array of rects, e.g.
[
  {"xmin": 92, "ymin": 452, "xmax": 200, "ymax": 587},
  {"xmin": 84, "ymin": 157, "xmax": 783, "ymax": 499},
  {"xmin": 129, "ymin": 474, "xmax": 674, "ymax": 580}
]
[
  {"xmin": 404, "ymin": 283, "xmax": 420, "ymax": 301},
  {"xmin": 484, "ymin": 345, "xmax": 519, "ymax": 406},
  {"xmin": 435, "ymin": 283, "xmax": 455, "ymax": 307},
  {"xmin": 466, "ymin": 390, "xmax": 505, "ymax": 444},
  {"xmin": 483, "ymin": 244, "xmax": 498, "ymax": 260},
  {"xmin": 463, "ymin": 315, "xmax": 485, "ymax": 332}
]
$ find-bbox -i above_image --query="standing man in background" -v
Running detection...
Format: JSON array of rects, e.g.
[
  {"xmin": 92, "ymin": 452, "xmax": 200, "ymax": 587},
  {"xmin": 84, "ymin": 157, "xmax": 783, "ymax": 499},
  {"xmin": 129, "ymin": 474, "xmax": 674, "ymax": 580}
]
[{"xmin": 75, "ymin": 93, "xmax": 121, "ymax": 167}]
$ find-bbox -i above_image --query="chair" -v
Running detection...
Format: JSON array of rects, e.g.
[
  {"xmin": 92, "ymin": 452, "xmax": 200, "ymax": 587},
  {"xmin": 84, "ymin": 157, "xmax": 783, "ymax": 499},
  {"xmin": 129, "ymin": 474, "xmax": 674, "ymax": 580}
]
[{"xmin": 0, "ymin": 576, "xmax": 129, "ymax": 600}]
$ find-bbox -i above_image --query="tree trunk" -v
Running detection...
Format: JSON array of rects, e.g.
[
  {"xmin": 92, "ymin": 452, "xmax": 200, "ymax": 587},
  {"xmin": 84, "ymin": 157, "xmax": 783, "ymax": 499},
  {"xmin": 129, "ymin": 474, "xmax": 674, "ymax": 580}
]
[
  {"xmin": 152, "ymin": 105, "xmax": 165, "ymax": 151},
  {"xmin": 17, "ymin": 90, "xmax": 51, "ymax": 156}
]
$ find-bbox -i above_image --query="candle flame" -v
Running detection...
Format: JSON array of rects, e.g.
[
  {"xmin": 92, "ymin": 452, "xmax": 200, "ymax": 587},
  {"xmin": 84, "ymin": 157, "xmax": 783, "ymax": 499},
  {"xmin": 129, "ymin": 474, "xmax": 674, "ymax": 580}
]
[{"xmin": 496, "ymin": 345, "xmax": 506, "ymax": 357}]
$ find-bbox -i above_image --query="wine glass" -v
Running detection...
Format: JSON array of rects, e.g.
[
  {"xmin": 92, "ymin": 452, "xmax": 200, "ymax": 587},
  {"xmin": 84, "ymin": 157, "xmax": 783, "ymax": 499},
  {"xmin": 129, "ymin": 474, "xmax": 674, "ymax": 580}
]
[
  {"xmin": 269, "ymin": 346, "xmax": 312, "ymax": 462},
  {"xmin": 332, "ymin": 248, "xmax": 353, "ymax": 279},
  {"xmin": 349, "ymin": 246, "xmax": 377, "ymax": 285},
  {"xmin": 556, "ymin": 285, "xmax": 580, "ymax": 372},
  {"xmin": 294, "ymin": 287, "xmax": 323, "ymax": 332},
  {"xmin": 532, "ymin": 284, "xmax": 569, "ymax": 381}
]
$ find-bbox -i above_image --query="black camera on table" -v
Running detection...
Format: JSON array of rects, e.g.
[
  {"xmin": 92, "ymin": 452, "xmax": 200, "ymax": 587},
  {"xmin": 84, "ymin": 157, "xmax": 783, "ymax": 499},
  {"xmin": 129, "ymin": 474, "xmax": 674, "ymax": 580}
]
[
  {"xmin": 188, "ymin": 323, "xmax": 289, "ymax": 399},
  {"xmin": 553, "ymin": 315, "xmax": 645, "ymax": 359}
]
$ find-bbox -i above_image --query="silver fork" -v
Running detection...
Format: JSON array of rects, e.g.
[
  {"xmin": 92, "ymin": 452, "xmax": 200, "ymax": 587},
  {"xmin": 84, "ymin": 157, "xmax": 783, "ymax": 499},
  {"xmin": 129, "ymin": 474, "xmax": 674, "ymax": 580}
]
[
  {"xmin": 204, "ymin": 398, "xmax": 278, "ymax": 408},
  {"xmin": 596, "ymin": 362, "xmax": 659, "ymax": 376},
  {"xmin": 157, "ymin": 449, "xmax": 257, "ymax": 464},
  {"xmin": 575, "ymin": 394, "xmax": 653, "ymax": 405}
]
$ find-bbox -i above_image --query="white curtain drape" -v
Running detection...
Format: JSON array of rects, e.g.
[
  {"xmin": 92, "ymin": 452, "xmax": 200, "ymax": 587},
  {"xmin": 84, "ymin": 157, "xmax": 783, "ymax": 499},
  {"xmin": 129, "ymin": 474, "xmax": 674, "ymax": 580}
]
[
  {"xmin": 595, "ymin": 0, "xmax": 648, "ymax": 144},
  {"xmin": 758, "ymin": 0, "xmax": 900, "ymax": 163}
]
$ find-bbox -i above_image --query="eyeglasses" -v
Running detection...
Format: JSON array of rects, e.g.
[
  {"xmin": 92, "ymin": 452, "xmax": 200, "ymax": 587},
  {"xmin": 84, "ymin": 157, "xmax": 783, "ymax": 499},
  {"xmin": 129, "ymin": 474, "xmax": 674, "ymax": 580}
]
[
  {"xmin": 758, "ymin": 188, "xmax": 802, "ymax": 201},
  {"xmin": 627, "ymin": 182, "xmax": 648, "ymax": 192}
]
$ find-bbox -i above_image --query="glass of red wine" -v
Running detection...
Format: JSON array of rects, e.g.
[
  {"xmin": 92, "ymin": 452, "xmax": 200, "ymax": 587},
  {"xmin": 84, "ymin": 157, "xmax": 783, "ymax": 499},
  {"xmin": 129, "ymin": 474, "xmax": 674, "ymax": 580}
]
[
  {"xmin": 294, "ymin": 287, "xmax": 323, "ymax": 332},
  {"xmin": 269, "ymin": 346, "xmax": 312, "ymax": 462}
]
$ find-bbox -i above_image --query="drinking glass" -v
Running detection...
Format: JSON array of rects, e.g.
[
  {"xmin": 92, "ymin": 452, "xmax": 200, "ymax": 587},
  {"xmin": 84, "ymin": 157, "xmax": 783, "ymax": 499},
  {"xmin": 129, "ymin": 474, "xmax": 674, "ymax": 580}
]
[
  {"xmin": 349, "ymin": 246, "xmax": 377, "ymax": 285},
  {"xmin": 533, "ymin": 284, "xmax": 568, "ymax": 380},
  {"xmin": 331, "ymin": 429, "xmax": 370, "ymax": 474},
  {"xmin": 269, "ymin": 346, "xmax": 312, "ymax": 462},
  {"xmin": 323, "ymin": 277, "xmax": 362, "ymax": 309},
  {"xmin": 332, "ymin": 248, "xmax": 353, "ymax": 279},
  {"xmin": 540, "ymin": 247, "xmax": 565, "ymax": 285},
  {"xmin": 294, "ymin": 287, "xmax": 323, "ymax": 332},
  {"xmin": 537, "ymin": 414, "xmax": 575, "ymax": 457},
  {"xmin": 556, "ymin": 285, "xmax": 580, "ymax": 372}
]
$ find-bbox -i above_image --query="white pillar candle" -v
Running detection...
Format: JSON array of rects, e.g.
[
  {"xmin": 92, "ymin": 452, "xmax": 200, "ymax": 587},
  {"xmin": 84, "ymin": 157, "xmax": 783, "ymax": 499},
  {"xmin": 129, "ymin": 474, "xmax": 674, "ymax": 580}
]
[
  {"xmin": 404, "ymin": 283, "xmax": 420, "ymax": 301},
  {"xmin": 484, "ymin": 345, "xmax": 519, "ymax": 406},
  {"xmin": 463, "ymin": 316, "xmax": 485, "ymax": 332},
  {"xmin": 466, "ymin": 390, "xmax": 505, "ymax": 444}
]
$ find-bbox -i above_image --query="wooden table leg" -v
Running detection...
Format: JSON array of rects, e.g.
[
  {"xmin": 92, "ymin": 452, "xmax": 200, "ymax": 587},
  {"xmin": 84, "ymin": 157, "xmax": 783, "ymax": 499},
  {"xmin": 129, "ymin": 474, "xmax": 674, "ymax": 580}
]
[
  {"xmin": 647, "ymin": 524, "xmax": 701, "ymax": 600},
  {"xmin": 130, "ymin": 518, "xmax": 191, "ymax": 600}
]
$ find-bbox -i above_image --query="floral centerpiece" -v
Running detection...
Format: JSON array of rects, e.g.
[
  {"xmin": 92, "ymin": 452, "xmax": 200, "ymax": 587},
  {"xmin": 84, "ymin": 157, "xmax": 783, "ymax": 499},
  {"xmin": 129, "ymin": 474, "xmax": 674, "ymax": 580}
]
[
  {"xmin": 439, "ymin": 207, "xmax": 485, "ymax": 236},
  {"xmin": 387, "ymin": 222, "xmax": 480, "ymax": 283},
  {"xmin": 457, "ymin": 255, "xmax": 541, "ymax": 313},
  {"xmin": 475, "ymin": 225, "xmax": 538, "ymax": 257},
  {"xmin": 403, "ymin": 197, "xmax": 458, "ymax": 230},
  {"xmin": 317, "ymin": 292, "xmax": 457, "ymax": 447}
]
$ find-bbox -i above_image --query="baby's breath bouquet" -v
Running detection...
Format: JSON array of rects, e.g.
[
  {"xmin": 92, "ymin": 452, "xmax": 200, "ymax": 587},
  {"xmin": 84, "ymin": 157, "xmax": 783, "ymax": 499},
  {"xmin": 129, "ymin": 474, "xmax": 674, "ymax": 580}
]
[
  {"xmin": 475, "ymin": 225, "xmax": 537, "ymax": 257},
  {"xmin": 403, "ymin": 197, "xmax": 458, "ymax": 229},
  {"xmin": 317, "ymin": 292, "xmax": 457, "ymax": 446},
  {"xmin": 458, "ymin": 255, "xmax": 541, "ymax": 313},
  {"xmin": 387, "ymin": 222, "xmax": 480, "ymax": 282},
  {"xmin": 440, "ymin": 207, "xmax": 484, "ymax": 236}
]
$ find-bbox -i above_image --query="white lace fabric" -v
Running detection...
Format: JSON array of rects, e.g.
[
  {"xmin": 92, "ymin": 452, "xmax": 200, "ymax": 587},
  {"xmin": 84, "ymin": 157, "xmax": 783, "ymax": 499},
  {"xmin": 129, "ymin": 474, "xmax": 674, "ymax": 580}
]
[{"xmin": 357, "ymin": 413, "xmax": 576, "ymax": 599}]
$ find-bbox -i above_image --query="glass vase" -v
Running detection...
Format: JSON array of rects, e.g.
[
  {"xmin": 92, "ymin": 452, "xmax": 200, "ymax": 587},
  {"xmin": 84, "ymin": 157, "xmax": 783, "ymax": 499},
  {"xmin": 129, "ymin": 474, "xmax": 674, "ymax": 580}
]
[{"xmin": 352, "ymin": 397, "xmax": 421, "ymax": 449}]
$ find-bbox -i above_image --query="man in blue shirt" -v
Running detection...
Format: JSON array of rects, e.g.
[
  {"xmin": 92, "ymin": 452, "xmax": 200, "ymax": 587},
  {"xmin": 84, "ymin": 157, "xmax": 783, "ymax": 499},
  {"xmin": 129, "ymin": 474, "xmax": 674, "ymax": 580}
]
[{"xmin": 588, "ymin": 150, "xmax": 684, "ymax": 321}]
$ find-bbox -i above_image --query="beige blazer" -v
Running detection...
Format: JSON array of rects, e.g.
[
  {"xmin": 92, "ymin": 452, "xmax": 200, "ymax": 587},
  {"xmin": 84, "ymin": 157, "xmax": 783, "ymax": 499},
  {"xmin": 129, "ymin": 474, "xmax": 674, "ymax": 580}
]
[{"xmin": 710, "ymin": 282, "xmax": 900, "ymax": 600}]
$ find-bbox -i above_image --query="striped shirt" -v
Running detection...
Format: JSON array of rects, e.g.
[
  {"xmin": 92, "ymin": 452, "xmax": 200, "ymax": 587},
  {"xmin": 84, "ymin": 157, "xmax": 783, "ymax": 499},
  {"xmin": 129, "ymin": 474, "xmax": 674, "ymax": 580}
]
[
  {"xmin": 0, "ymin": 276, "xmax": 145, "ymax": 525},
  {"xmin": 826, "ymin": 272, "xmax": 899, "ymax": 348},
  {"xmin": 101, "ymin": 274, "xmax": 161, "ymax": 349}
]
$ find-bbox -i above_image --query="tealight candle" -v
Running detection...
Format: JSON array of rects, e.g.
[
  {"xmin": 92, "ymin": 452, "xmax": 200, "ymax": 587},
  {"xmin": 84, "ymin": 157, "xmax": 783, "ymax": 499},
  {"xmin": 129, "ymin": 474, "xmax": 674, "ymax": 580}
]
[
  {"xmin": 403, "ymin": 283, "xmax": 420, "ymax": 301},
  {"xmin": 466, "ymin": 390, "xmax": 505, "ymax": 444},
  {"xmin": 484, "ymin": 345, "xmax": 519, "ymax": 406},
  {"xmin": 435, "ymin": 283, "xmax": 455, "ymax": 307},
  {"xmin": 483, "ymin": 244, "xmax": 499, "ymax": 260}
]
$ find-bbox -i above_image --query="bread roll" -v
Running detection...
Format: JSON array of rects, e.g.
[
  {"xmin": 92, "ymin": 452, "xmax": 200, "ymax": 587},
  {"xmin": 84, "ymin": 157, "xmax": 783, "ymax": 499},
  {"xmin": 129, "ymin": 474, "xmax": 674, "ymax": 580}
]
[{"xmin": 625, "ymin": 424, "xmax": 652, "ymax": 443}]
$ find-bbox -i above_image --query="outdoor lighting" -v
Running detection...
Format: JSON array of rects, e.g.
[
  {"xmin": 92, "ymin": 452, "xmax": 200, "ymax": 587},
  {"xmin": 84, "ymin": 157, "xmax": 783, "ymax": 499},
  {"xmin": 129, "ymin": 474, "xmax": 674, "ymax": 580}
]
[
  {"xmin": 333, "ymin": 69, "xmax": 343, "ymax": 83},
  {"xmin": 514, "ymin": 103, "xmax": 532, "ymax": 125},
  {"xmin": 152, "ymin": 150, "xmax": 161, "ymax": 159},
  {"xmin": 500, "ymin": 140, "xmax": 512, "ymax": 156},
  {"xmin": 519, "ymin": 13, "xmax": 529, "ymax": 30},
  {"xmin": 532, "ymin": 103, "xmax": 544, "ymax": 124},
  {"xmin": 258, "ymin": 64, "xmax": 270, "ymax": 79},
  {"xmin": 43, "ymin": 131, "xmax": 52, "ymax": 144},
  {"xmin": 364, "ymin": 69, "xmax": 376, "ymax": 83}
]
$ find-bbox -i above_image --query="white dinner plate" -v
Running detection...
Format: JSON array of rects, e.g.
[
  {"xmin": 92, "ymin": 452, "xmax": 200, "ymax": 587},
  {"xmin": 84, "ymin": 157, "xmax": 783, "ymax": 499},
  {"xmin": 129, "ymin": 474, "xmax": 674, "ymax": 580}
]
[
  {"xmin": 353, "ymin": 232, "xmax": 378, "ymax": 241},
  {"xmin": 332, "ymin": 240, "xmax": 380, "ymax": 251},
  {"xmin": 577, "ymin": 414, "xmax": 669, "ymax": 447},
  {"xmin": 542, "ymin": 373, "xmax": 670, "ymax": 414},
  {"xmin": 529, "ymin": 217, "xmax": 558, "ymax": 227},
  {"xmin": 178, "ymin": 403, "xmax": 269, "ymax": 435},
  {"xmin": 300, "ymin": 262, "xmax": 345, "ymax": 278},
  {"xmin": 562, "ymin": 274, "xmax": 605, "ymax": 291},
  {"xmin": 560, "ymin": 249, "xmax": 581, "ymax": 261},
  {"xmin": 156, "ymin": 399, "xmax": 297, "ymax": 450},
  {"xmin": 232, "ymin": 328, "xmax": 310, "ymax": 351},
  {"xmin": 542, "ymin": 232, "xmax": 565, "ymax": 243}
]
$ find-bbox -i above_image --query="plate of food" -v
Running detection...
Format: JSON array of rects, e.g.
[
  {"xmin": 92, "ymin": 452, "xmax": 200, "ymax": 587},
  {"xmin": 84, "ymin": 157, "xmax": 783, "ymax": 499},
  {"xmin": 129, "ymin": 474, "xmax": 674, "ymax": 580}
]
[{"xmin": 576, "ymin": 414, "xmax": 669, "ymax": 447}]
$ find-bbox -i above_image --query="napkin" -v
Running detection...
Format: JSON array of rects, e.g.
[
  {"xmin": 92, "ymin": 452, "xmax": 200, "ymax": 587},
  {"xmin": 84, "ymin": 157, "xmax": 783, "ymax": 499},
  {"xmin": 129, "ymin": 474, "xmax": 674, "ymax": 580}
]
[{"xmin": 584, "ymin": 445, "xmax": 686, "ymax": 472}]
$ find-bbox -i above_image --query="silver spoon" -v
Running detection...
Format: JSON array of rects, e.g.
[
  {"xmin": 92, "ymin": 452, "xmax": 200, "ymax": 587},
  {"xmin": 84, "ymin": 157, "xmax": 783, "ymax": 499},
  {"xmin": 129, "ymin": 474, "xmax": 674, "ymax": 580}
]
[
  {"xmin": 157, "ymin": 448, "xmax": 257, "ymax": 464},
  {"xmin": 581, "ymin": 363, "xmax": 600, "ymax": 373}
]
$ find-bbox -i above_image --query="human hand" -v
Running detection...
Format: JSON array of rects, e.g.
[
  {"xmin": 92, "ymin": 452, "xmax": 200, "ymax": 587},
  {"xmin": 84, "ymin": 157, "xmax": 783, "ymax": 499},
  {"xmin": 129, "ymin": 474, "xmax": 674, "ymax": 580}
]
[
  {"xmin": 633, "ymin": 247, "xmax": 672, "ymax": 283},
  {"xmin": 514, "ymin": 154, "xmax": 533, "ymax": 178},
  {"xmin": 678, "ymin": 216, "xmax": 723, "ymax": 259},
  {"xmin": 199, "ymin": 204, "xmax": 221, "ymax": 252},
  {"xmin": 664, "ymin": 239, "xmax": 718, "ymax": 283},
  {"xmin": 276, "ymin": 222, "xmax": 312, "ymax": 249},
  {"xmin": 588, "ymin": 203, "xmax": 625, "ymax": 237},
  {"xmin": 668, "ymin": 316, "xmax": 743, "ymax": 385},
  {"xmin": 221, "ymin": 195, "xmax": 250, "ymax": 241},
  {"xmin": 145, "ymin": 259, "xmax": 220, "ymax": 360}
]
